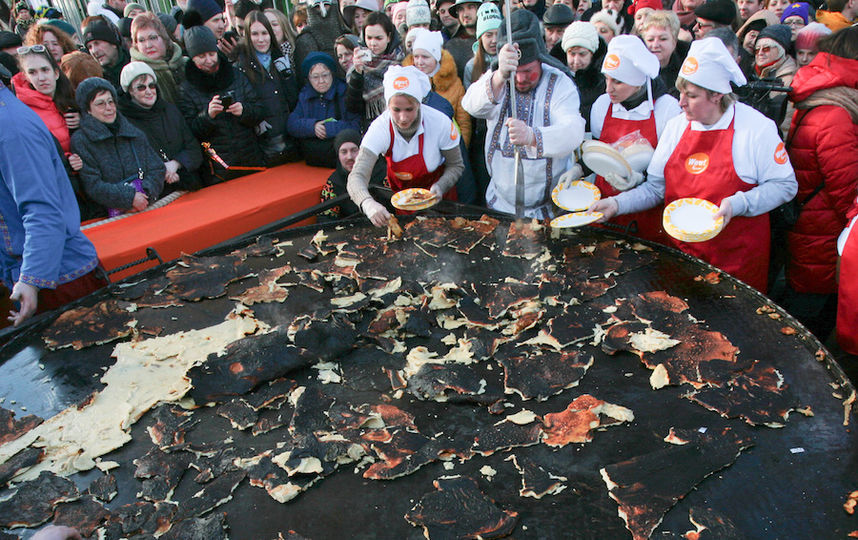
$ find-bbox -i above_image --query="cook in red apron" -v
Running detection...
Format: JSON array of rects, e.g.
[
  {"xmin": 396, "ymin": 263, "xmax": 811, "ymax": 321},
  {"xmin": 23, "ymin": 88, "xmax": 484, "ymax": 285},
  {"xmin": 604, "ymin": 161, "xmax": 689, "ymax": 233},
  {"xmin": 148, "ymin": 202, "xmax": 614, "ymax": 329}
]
[
  {"xmin": 837, "ymin": 211, "xmax": 858, "ymax": 355},
  {"xmin": 595, "ymin": 36, "xmax": 667, "ymax": 243},
  {"xmin": 384, "ymin": 120, "xmax": 457, "ymax": 202},
  {"xmin": 596, "ymin": 105, "xmax": 664, "ymax": 243},
  {"xmin": 663, "ymin": 115, "xmax": 770, "ymax": 292}
]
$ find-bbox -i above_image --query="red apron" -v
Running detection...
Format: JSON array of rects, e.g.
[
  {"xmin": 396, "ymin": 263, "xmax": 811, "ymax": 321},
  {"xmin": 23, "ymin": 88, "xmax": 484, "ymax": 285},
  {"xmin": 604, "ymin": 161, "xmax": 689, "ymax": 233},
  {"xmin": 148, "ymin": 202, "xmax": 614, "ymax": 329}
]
[
  {"xmin": 384, "ymin": 120, "xmax": 457, "ymax": 202},
  {"xmin": 595, "ymin": 103, "xmax": 665, "ymax": 244},
  {"xmin": 664, "ymin": 116, "xmax": 770, "ymax": 292},
  {"xmin": 837, "ymin": 218, "xmax": 858, "ymax": 355}
]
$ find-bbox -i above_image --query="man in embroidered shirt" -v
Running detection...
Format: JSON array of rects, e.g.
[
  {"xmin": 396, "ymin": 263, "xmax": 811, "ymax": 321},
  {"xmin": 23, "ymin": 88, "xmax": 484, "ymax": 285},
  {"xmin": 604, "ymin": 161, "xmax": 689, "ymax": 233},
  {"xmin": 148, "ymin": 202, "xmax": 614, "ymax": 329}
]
[
  {"xmin": 462, "ymin": 9, "xmax": 585, "ymax": 218},
  {"xmin": 0, "ymin": 79, "xmax": 105, "ymax": 326}
]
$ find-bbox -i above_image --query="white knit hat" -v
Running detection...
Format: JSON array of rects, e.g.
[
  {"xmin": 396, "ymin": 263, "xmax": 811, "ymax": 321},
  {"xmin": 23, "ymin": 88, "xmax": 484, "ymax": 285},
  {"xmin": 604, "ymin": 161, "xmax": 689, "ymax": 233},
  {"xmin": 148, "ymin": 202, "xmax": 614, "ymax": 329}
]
[
  {"xmin": 120, "ymin": 61, "xmax": 157, "ymax": 93},
  {"xmin": 384, "ymin": 65, "xmax": 432, "ymax": 103},
  {"xmin": 561, "ymin": 21, "xmax": 599, "ymax": 53},
  {"xmin": 412, "ymin": 28, "xmax": 443, "ymax": 60},
  {"xmin": 589, "ymin": 9, "xmax": 621, "ymax": 38},
  {"xmin": 679, "ymin": 37, "xmax": 747, "ymax": 93},
  {"xmin": 406, "ymin": 0, "xmax": 432, "ymax": 27},
  {"xmin": 601, "ymin": 34, "xmax": 659, "ymax": 86}
]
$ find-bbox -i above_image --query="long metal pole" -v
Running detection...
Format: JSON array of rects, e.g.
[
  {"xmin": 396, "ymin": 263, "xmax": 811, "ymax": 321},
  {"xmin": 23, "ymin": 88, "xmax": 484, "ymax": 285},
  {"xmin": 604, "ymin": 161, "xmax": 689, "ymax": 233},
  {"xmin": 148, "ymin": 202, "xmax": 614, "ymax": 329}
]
[{"xmin": 504, "ymin": 0, "xmax": 526, "ymax": 219}]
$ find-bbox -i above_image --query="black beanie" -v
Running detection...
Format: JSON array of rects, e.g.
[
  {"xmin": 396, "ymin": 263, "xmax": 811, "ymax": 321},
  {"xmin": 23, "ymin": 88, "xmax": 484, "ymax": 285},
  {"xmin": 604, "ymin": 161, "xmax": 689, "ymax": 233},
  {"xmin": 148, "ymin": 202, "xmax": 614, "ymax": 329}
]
[
  {"xmin": 334, "ymin": 129, "xmax": 362, "ymax": 153},
  {"xmin": 185, "ymin": 24, "xmax": 219, "ymax": 58},
  {"xmin": 185, "ymin": 0, "xmax": 223, "ymax": 25},
  {"xmin": 757, "ymin": 23, "xmax": 792, "ymax": 50},
  {"xmin": 694, "ymin": 0, "xmax": 736, "ymax": 25},
  {"xmin": 82, "ymin": 17, "xmax": 122, "ymax": 47}
]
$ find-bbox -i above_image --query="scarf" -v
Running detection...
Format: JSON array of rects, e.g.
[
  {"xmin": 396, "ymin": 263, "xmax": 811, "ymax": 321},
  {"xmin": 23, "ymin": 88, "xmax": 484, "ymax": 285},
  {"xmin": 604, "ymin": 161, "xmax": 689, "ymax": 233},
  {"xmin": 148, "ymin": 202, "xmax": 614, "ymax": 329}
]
[
  {"xmin": 796, "ymin": 87, "xmax": 858, "ymax": 124},
  {"xmin": 256, "ymin": 50, "xmax": 272, "ymax": 70},
  {"xmin": 358, "ymin": 48, "xmax": 404, "ymax": 119}
]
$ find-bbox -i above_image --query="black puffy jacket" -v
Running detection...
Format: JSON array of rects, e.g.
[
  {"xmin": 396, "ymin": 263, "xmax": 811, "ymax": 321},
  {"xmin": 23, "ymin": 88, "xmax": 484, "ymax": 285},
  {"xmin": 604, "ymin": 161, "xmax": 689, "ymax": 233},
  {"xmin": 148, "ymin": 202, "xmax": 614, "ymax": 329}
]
[{"xmin": 179, "ymin": 52, "xmax": 265, "ymax": 182}]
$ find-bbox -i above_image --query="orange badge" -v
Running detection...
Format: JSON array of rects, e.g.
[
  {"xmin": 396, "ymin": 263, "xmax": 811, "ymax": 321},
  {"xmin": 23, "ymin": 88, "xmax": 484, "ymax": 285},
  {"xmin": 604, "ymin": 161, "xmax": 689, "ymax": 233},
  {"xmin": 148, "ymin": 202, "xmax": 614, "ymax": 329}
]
[
  {"xmin": 681, "ymin": 57, "xmax": 698, "ymax": 76},
  {"xmin": 393, "ymin": 76, "xmax": 409, "ymax": 90},
  {"xmin": 604, "ymin": 54, "xmax": 620, "ymax": 70},
  {"xmin": 450, "ymin": 122, "xmax": 458, "ymax": 141},
  {"xmin": 685, "ymin": 153, "xmax": 709, "ymax": 174},
  {"xmin": 774, "ymin": 142, "xmax": 788, "ymax": 164}
]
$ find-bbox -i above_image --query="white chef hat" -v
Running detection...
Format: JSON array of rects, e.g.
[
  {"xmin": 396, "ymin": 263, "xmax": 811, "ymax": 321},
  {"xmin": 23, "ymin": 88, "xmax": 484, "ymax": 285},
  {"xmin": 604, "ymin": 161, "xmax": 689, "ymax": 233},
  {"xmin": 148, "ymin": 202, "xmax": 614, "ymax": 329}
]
[
  {"xmin": 383, "ymin": 65, "xmax": 432, "ymax": 104},
  {"xmin": 679, "ymin": 37, "xmax": 747, "ymax": 94},
  {"xmin": 600, "ymin": 35, "xmax": 659, "ymax": 87}
]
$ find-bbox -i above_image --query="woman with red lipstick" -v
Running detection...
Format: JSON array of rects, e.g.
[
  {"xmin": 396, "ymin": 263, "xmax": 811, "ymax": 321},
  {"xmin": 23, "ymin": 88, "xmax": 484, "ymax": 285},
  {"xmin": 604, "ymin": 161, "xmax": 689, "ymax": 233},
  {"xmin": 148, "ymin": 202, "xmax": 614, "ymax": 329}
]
[{"xmin": 130, "ymin": 12, "xmax": 186, "ymax": 104}]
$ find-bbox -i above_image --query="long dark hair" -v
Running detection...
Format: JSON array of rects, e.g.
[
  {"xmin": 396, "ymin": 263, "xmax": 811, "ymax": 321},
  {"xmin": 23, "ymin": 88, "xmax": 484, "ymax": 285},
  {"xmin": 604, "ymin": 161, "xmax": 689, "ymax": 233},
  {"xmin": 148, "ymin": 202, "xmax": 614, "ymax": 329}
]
[
  {"xmin": 17, "ymin": 47, "xmax": 77, "ymax": 113},
  {"xmin": 472, "ymin": 37, "xmax": 490, "ymax": 83},
  {"xmin": 240, "ymin": 10, "xmax": 285, "ymax": 85},
  {"xmin": 363, "ymin": 11, "xmax": 395, "ymax": 48}
]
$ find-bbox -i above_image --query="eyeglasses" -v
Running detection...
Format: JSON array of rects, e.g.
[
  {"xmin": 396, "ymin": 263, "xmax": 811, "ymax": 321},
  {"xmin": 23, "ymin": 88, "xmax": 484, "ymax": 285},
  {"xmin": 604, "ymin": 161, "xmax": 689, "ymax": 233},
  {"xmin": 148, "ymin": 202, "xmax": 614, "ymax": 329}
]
[
  {"xmin": 16, "ymin": 44, "xmax": 46, "ymax": 55},
  {"xmin": 134, "ymin": 82, "xmax": 158, "ymax": 92},
  {"xmin": 755, "ymin": 45, "xmax": 774, "ymax": 54},
  {"xmin": 91, "ymin": 97, "xmax": 115, "ymax": 108},
  {"xmin": 309, "ymin": 72, "xmax": 332, "ymax": 81},
  {"xmin": 783, "ymin": 19, "xmax": 806, "ymax": 27}
]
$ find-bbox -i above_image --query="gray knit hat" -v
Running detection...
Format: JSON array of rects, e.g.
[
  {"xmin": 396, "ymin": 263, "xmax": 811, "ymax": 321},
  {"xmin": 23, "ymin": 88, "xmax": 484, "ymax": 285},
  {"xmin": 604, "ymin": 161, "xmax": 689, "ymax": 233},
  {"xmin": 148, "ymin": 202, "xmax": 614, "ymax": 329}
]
[
  {"xmin": 76, "ymin": 76, "xmax": 117, "ymax": 112},
  {"xmin": 184, "ymin": 24, "xmax": 218, "ymax": 58}
]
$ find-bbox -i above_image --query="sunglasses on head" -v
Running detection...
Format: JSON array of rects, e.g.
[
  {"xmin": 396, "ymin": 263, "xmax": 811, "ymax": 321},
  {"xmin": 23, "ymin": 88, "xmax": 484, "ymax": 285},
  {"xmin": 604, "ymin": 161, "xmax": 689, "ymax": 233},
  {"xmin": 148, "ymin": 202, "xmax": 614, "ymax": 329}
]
[
  {"xmin": 16, "ymin": 44, "xmax": 46, "ymax": 55},
  {"xmin": 134, "ymin": 82, "xmax": 158, "ymax": 91}
]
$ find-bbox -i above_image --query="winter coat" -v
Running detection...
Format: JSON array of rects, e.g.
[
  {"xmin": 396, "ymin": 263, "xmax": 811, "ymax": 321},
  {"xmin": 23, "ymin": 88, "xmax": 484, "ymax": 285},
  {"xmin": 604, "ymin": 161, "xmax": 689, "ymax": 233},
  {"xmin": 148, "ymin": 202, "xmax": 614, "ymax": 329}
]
[
  {"xmin": 118, "ymin": 92, "xmax": 204, "ymax": 193},
  {"xmin": 11, "ymin": 72, "xmax": 72, "ymax": 153},
  {"xmin": 554, "ymin": 37, "xmax": 607, "ymax": 133},
  {"xmin": 129, "ymin": 45, "xmax": 187, "ymax": 104},
  {"xmin": 286, "ymin": 78, "xmax": 360, "ymax": 167},
  {"xmin": 70, "ymin": 112, "xmax": 166, "ymax": 215},
  {"xmin": 785, "ymin": 52, "xmax": 858, "ymax": 294},
  {"xmin": 403, "ymin": 50, "xmax": 472, "ymax": 147},
  {"xmin": 658, "ymin": 40, "xmax": 690, "ymax": 100},
  {"xmin": 236, "ymin": 48, "xmax": 299, "ymax": 134},
  {"xmin": 179, "ymin": 52, "xmax": 265, "ymax": 180},
  {"xmin": 441, "ymin": 28, "xmax": 475, "ymax": 81}
]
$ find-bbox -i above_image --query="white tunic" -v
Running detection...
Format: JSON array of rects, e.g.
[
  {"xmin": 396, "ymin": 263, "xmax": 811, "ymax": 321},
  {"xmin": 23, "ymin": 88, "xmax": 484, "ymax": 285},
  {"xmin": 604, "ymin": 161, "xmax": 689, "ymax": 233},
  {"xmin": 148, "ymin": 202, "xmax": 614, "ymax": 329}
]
[
  {"xmin": 614, "ymin": 102, "xmax": 797, "ymax": 217},
  {"xmin": 462, "ymin": 64, "xmax": 586, "ymax": 218}
]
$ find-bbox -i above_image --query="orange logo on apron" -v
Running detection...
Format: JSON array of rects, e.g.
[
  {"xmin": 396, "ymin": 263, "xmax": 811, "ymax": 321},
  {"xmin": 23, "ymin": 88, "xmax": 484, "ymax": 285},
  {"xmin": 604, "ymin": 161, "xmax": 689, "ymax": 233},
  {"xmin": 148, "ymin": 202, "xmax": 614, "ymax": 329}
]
[
  {"xmin": 685, "ymin": 152, "xmax": 709, "ymax": 174},
  {"xmin": 603, "ymin": 54, "xmax": 620, "ymax": 70},
  {"xmin": 681, "ymin": 57, "xmax": 698, "ymax": 75},
  {"xmin": 774, "ymin": 142, "xmax": 788, "ymax": 164},
  {"xmin": 394, "ymin": 171, "xmax": 414, "ymax": 180},
  {"xmin": 393, "ymin": 77, "xmax": 410, "ymax": 90}
]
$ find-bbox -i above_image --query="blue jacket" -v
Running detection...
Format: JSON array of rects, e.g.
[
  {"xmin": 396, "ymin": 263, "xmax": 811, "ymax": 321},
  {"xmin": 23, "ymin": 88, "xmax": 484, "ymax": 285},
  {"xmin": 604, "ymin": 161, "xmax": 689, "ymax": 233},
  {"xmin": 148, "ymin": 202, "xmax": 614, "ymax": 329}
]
[
  {"xmin": 0, "ymin": 85, "xmax": 99, "ymax": 290},
  {"xmin": 286, "ymin": 79, "xmax": 360, "ymax": 140}
]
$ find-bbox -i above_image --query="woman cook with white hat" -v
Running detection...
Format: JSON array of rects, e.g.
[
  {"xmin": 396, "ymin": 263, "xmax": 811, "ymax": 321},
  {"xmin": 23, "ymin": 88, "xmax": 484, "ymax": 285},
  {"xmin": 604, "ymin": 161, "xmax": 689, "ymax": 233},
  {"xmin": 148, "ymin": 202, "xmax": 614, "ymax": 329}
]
[
  {"xmin": 347, "ymin": 65, "xmax": 464, "ymax": 226},
  {"xmin": 590, "ymin": 37, "xmax": 797, "ymax": 292},
  {"xmin": 583, "ymin": 34, "xmax": 681, "ymax": 243}
]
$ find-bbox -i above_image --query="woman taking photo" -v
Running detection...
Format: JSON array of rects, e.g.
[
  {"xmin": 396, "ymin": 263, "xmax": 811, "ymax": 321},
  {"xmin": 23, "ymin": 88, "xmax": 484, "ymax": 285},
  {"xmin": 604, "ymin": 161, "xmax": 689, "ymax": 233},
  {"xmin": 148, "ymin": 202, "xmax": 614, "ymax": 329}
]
[
  {"xmin": 71, "ymin": 77, "xmax": 165, "ymax": 217},
  {"xmin": 130, "ymin": 13, "xmax": 186, "ymax": 104},
  {"xmin": 591, "ymin": 38, "xmax": 797, "ymax": 292},
  {"xmin": 287, "ymin": 52, "xmax": 360, "ymax": 168},
  {"xmin": 345, "ymin": 11, "xmax": 403, "ymax": 128},
  {"xmin": 119, "ymin": 62, "xmax": 203, "ymax": 195},
  {"xmin": 237, "ymin": 11, "xmax": 299, "ymax": 164},
  {"xmin": 348, "ymin": 66, "xmax": 463, "ymax": 226}
]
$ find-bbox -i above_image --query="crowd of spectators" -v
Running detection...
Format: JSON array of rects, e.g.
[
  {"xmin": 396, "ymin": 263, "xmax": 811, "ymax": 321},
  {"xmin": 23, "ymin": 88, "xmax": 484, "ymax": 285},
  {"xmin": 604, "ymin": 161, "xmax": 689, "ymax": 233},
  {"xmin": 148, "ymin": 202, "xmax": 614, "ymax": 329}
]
[{"xmin": 0, "ymin": 0, "xmax": 855, "ymax": 348}]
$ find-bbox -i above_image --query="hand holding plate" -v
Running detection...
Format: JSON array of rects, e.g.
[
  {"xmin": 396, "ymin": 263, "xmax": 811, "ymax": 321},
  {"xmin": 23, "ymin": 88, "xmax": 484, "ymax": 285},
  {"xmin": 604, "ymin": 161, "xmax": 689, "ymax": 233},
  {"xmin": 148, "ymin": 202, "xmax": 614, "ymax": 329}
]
[{"xmin": 589, "ymin": 197, "xmax": 618, "ymax": 222}]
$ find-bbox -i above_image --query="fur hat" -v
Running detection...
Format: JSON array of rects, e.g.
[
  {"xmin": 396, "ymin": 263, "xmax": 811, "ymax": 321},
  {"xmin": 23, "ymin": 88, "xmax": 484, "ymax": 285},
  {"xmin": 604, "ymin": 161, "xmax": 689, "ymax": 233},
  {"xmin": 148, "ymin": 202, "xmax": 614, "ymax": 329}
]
[
  {"xmin": 498, "ymin": 8, "xmax": 544, "ymax": 65},
  {"xmin": 406, "ymin": 0, "xmax": 432, "ymax": 26},
  {"xmin": 795, "ymin": 21, "xmax": 831, "ymax": 50},
  {"xmin": 120, "ymin": 60, "xmax": 157, "ymax": 92},
  {"xmin": 694, "ymin": 0, "xmax": 737, "ymax": 26},
  {"xmin": 589, "ymin": 9, "xmax": 621, "ymax": 38},
  {"xmin": 184, "ymin": 24, "xmax": 218, "ymax": 58},
  {"xmin": 76, "ymin": 76, "xmax": 117, "ymax": 112},
  {"xmin": 561, "ymin": 20, "xmax": 599, "ymax": 53}
]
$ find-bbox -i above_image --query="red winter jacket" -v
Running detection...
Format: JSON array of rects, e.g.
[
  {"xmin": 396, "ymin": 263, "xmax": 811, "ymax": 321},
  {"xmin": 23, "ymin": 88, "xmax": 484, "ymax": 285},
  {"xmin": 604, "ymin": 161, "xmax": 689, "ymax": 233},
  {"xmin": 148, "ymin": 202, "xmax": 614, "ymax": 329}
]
[
  {"xmin": 11, "ymin": 72, "xmax": 71, "ymax": 153},
  {"xmin": 785, "ymin": 53, "xmax": 858, "ymax": 294}
]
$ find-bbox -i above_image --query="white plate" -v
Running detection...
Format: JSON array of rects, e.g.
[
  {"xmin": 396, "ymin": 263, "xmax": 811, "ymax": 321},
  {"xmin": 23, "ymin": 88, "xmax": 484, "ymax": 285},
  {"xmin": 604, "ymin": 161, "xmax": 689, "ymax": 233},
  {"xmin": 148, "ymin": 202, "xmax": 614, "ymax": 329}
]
[
  {"xmin": 550, "ymin": 211, "xmax": 603, "ymax": 228},
  {"xmin": 663, "ymin": 198, "xmax": 724, "ymax": 242},
  {"xmin": 581, "ymin": 140, "xmax": 632, "ymax": 179},
  {"xmin": 391, "ymin": 188, "xmax": 438, "ymax": 211},
  {"xmin": 621, "ymin": 142, "xmax": 654, "ymax": 172},
  {"xmin": 551, "ymin": 181, "xmax": 601, "ymax": 212}
]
